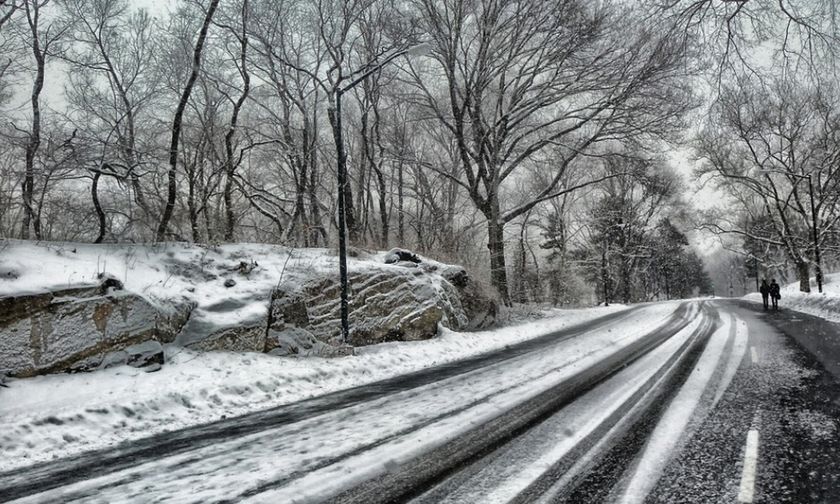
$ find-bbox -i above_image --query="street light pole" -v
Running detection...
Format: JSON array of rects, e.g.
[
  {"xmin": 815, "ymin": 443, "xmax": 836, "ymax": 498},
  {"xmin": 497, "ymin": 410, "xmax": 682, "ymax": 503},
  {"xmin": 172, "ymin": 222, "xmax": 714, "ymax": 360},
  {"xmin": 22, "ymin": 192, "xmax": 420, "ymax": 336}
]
[
  {"xmin": 328, "ymin": 89, "xmax": 351, "ymax": 342},
  {"xmin": 328, "ymin": 43, "xmax": 431, "ymax": 343}
]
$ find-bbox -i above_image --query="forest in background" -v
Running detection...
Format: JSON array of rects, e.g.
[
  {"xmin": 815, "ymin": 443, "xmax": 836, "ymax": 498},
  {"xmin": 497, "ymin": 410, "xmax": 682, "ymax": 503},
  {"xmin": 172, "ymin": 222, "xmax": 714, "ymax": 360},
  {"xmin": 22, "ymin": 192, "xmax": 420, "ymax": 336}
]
[{"xmin": 1, "ymin": 0, "xmax": 838, "ymax": 305}]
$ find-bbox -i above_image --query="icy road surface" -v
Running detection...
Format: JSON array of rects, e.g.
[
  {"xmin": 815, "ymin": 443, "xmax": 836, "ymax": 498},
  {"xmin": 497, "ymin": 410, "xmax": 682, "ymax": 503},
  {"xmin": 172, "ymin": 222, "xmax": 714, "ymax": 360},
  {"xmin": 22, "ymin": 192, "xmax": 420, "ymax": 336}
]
[{"xmin": 2, "ymin": 300, "xmax": 840, "ymax": 503}]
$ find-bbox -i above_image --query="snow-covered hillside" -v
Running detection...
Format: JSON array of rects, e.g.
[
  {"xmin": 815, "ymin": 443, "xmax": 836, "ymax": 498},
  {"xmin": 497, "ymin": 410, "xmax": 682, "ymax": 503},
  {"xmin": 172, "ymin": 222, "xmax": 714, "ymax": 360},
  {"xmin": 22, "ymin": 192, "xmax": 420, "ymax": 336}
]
[
  {"xmin": 1, "ymin": 239, "xmax": 504, "ymax": 378},
  {"xmin": 0, "ymin": 240, "xmax": 440, "ymax": 334}
]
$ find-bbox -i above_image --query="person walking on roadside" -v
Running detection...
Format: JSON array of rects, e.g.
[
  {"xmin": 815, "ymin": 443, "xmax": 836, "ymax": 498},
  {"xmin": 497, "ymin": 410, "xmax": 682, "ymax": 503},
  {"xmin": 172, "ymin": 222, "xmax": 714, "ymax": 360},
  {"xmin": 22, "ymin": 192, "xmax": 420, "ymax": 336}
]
[
  {"xmin": 759, "ymin": 279, "xmax": 770, "ymax": 310},
  {"xmin": 769, "ymin": 278, "xmax": 781, "ymax": 311}
]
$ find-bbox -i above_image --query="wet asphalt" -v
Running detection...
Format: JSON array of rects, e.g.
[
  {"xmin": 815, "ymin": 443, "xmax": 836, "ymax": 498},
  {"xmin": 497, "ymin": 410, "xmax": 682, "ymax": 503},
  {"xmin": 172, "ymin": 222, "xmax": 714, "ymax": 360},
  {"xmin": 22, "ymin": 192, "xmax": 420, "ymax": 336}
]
[{"xmin": 559, "ymin": 300, "xmax": 840, "ymax": 504}]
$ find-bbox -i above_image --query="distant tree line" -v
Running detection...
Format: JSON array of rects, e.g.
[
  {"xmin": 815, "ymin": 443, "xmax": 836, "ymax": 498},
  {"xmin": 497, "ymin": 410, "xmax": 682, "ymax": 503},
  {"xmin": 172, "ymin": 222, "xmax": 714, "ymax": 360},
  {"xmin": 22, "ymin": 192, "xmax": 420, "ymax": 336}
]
[
  {"xmin": 0, "ymin": 0, "xmax": 721, "ymax": 305},
  {"xmin": 687, "ymin": 0, "xmax": 840, "ymax": 293},
  {"xmin": 510, "ymin": 155, "xmax": 713, "ymax": 306}
]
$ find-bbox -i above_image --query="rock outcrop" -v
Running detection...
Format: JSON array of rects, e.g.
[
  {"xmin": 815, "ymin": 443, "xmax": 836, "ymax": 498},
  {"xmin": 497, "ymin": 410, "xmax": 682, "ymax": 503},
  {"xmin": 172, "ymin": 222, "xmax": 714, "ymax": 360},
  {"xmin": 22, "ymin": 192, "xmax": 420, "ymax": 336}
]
[
  {"xmin": 266, "ymin": 250, "xmax": 497, "ymax": 348},
  {"xmin": 181, "ymin": 321, "xmax": 267, "ymax": 353},
  {"xmin": 99, "ymin": 340, "xmax": 165, "ymax": 372},
  {"xmin": 440, "ymin": 265, "xmax": 498, "ymax": 330},
  {"xmin": 265, "ymin": 289, "xmax": 353, "ymax": 356},
  {"xmin": 0, "ymin": 247, "xmax": 496, "ymax": 377},
  {"xmin": 0, "ymin": 281, "xmax": 192, "ymax": 378},
  {"xmin": 384, "ymin": 248, "xmax": 422, "ymax": 265}
]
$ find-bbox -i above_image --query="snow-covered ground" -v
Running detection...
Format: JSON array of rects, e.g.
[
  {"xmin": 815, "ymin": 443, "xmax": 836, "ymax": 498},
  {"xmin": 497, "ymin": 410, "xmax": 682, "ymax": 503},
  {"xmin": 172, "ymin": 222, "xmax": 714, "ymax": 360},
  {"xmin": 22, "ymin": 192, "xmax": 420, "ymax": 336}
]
[
  {"xmin": 743, "ymin": 273, "xmax": 840, "ymax": 323},
  {"xmin": 0, "ymin": 301, "xmax": 630, "ymax": 472},
  {"xmin": 0, "ymin": 239, "xmax": 451, "ymax": 335}
]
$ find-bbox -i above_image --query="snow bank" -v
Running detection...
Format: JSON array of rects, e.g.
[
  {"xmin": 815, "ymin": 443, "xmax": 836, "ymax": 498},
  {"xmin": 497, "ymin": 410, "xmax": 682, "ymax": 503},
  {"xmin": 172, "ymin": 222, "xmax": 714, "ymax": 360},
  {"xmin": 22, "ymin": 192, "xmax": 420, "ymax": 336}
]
[
  {"xmin": 1, "ymin": 240, "xmax": 499, "ymax": 373},
  {"xmin": 0, "ymin": 303, "xmax": 628, "ymax": 472},
  {"xmin": 743, "ymin": 273, "xmax": 840, "ymax": 323},
  {"xmin": 0, "ymin": 240, "xmax": 403, "ymax": 334}
]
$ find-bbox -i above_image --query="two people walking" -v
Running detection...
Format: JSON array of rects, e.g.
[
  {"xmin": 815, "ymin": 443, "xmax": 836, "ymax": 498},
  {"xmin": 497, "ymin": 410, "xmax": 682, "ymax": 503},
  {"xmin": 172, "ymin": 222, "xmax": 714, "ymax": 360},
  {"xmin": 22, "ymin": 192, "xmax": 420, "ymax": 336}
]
[{"xmin": 760, "ymin": 279, "xmax": 781, "ymax": 311}]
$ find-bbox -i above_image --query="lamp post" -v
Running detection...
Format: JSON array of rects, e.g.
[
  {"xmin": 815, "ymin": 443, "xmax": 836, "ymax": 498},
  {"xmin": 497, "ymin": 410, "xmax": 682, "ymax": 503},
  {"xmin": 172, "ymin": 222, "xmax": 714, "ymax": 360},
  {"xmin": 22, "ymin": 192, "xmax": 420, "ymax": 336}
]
[
  {"xmin": 328, "ymin": 43, "xmax": 430, "ymax": 343},
  {"xmin": 759, "ymin": 168, "xmax": 823, "ymax": 293}
]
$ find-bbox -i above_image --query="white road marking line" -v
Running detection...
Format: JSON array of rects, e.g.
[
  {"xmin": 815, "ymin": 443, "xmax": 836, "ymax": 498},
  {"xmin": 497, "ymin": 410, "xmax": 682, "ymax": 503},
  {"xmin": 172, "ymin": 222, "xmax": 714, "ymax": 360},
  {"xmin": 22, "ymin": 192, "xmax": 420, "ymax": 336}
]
[
  {"xmin": 751, "ymin": 408, "xmax": 763, "ymax": 429},
  {"xmin": 615, "ymin": 315, "xmax": 729, "ymax": 504},
  {"xmin": 750, "ymin": 346, "xmax": 758, "ymax": 364},
  {"xmin": 738, "ymin": 429, "xmax": 760, "ymax": 502},
  {"xmin": 712, "ymin": 315, "xmax": 747, "ymax": 408}
]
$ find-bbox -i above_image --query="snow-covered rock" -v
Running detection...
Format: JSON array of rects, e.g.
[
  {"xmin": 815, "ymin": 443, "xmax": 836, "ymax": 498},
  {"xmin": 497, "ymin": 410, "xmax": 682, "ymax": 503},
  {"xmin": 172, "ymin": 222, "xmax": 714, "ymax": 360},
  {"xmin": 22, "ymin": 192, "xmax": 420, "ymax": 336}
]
[
  {"xmin": 441, "ymin": 265, "xmax": 498, "ymax": 330},
  {"xmin": 266, "ymin": 327, "xmax": 348, "ymax": 357},
  {"xmin": 180, "ymin": 320, "xmax": 267, "ymax": 353},
  {"xmin": 0, "ymin": 241, "xmax": 497, "ymax": 376},
  {"xmin": 267, "ymin": 256, "xmax": 497, "ymax": 347},
  {"xmin": 384, "ymin": 247, "xmax": 421, "ymax": 264},
  {"xmin": 99, "ymin": 340, "xmax": 164, "ymax": 371},
  {"xmin": 0, "ymin": 282, "xmax": 190, "ymax": 377}
]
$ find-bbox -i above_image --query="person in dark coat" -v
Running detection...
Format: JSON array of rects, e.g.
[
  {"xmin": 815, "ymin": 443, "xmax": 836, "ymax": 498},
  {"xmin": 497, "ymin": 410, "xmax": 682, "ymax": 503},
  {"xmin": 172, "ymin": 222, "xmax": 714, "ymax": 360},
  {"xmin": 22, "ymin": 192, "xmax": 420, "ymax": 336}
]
[
  {"xmin": 769, "ymin": 278, "xmax": 781, "ymax": 310},
  {"xmin": 759, "ymin": 279, "xmax": 770, "ymax": 310}
]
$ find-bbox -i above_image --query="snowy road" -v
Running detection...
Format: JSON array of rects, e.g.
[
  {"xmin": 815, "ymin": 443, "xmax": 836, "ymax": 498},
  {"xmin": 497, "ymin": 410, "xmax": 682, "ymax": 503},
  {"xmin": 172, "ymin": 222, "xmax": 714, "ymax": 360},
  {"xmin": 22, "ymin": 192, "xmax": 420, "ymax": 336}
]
[{"xmin": 2, "ymin": 300, "xmax": 840, "ymax": 503}]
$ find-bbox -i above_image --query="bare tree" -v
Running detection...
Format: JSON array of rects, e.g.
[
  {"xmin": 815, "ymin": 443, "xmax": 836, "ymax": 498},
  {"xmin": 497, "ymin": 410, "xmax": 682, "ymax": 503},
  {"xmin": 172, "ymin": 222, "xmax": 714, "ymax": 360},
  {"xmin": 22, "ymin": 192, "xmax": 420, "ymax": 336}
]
[
  {"xmin": 407, "ymin": 0, "xmax": 691, "ymax": 303},
  {"xmin": 60, "ymin": 0, "xmax": 161, "ymax": 237},
  {"xmin": 0, "ymin": 1, "xmax": 21, "ymax": 104},
  {"xmin": 211, "ymin": 0, "xmax": 251, "ymax": 241},
  {"xmin": 0, "ymin": 1, "xmax": 18, "ymax": 32},
  {"xmin": 19, "ymin": 0, "xmax": 69, "ymax": 239},
  {"xmin": 696, "ymin": 74, "xmax": 840, "ymax": 292},
  {"xmin": 179, "ymin": 74, "xmax": 224, "ymax": 242},
  {"xmin": 660, "ymin": 0, "xmax": 838, "ymax": 75},
  {"xmin": 351, "ymin": 5, "xmax": 392, "ymax": 248},
  {"xmin": 156, "ymin": 0, "xmax": 220, "ymax": 241},
  {"xmin": 249, "ymin": 0, "xmax": 328, "ymax": 246}
]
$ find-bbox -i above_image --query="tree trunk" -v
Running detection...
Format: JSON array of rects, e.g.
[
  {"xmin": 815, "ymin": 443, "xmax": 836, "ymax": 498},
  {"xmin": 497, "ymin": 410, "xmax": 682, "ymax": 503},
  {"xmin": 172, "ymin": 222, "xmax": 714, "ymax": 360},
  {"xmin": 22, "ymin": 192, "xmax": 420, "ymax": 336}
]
[
  {"xmin": 620, "ymin": 256, "xmax": 631, "ymax": 303},
  {"xmin": 92, "ymin": 172, "xmax": 105, "ymax": 243},
  {"xmin": 222, "ymin": 0, "xmax": 250, "ymax": 242},
  {"xmin": 21, "ymin": 160, "xmax": 33, "ymax": 239},
  {"xmin": 397, "ymin": 160, "xmax": 404, "ymax": 244},
  {"xmin": 797, "ymin": 261, "xmax": 811, "ymax": 293},
  {"xmin": 156, "ymin": 0, "xmax": 220, "ymax": 241},
  {"xmin": 222, "ymin": 174, "xmax": 235, "ymax": 241},
  {"xmin": 187, "ymin": 170, "xmax": 200, "ymax": 242},
  {"xmin": 23, "ymin": 1, "xmax": 45, "ymax": 240},
  {"xmin": 344, "ymin": 176, "xmax": 358, "ymax": 244},
  {"xmin": 373, "ymin": 167, "xmax": 388, "ymax": 248},
  {"xmin": 203, "ymin": 197, "xmax": 214, "ymax": 242},
  {"xmin": 416, "ymin": 197, "xmax": 425, "ymax": 250},
  {"xmin": 287, "ymin": 177, "xmax": 307, "ymax": 245},
  {"xmin": 619, "ymin": 226, "xmax": 631, "ymax": 303},
  {"xmin": 513, "ymin": 236, "xmax": 527, "ymax": 304},
  {"xmin": 370, "ymin": 102, "xmax": 388, "ymax": 248},
  {"xmin": 487, "ymin": 213, "xmax": 510, "ymax": 305},
  {"xmin": 200, "ymin": 160, "xmax": 214, "ymax": 242},
  {"xmin": 601, "ymin": 245, "xmax": 610, "ymax": 306},
  {"xmin": 343, "ymin": 115, "xmax": 358, "ymax": 245},
  {"xmin": 308, "ymin": 155, "xmax": 324, "ymax": 246}
]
